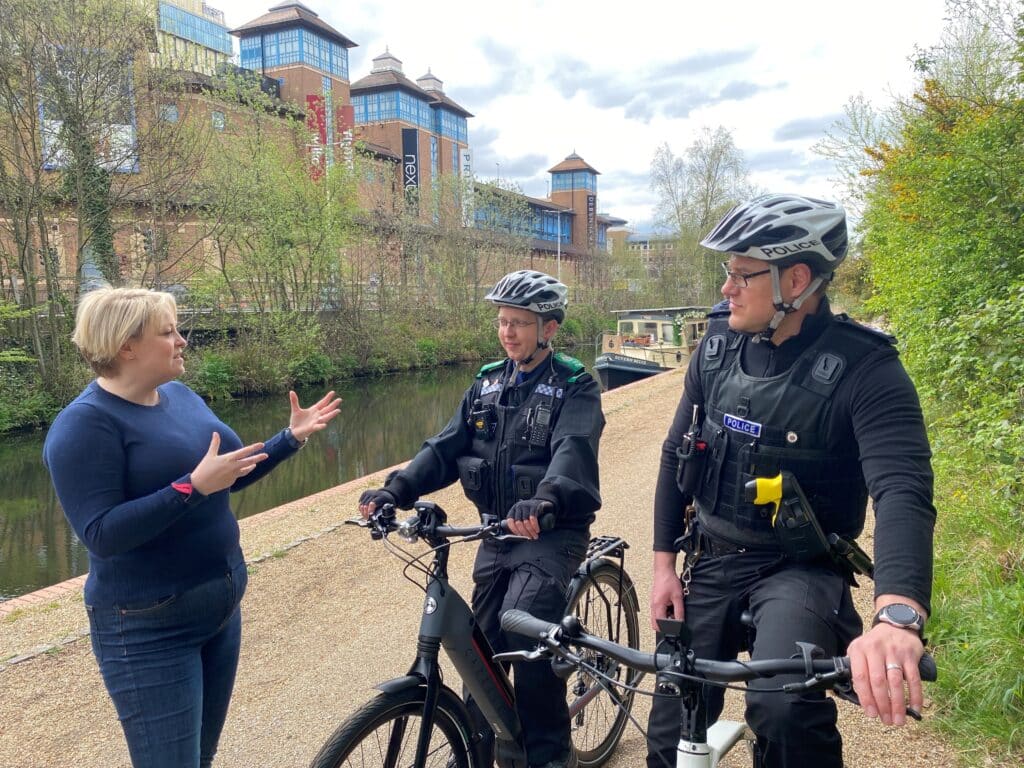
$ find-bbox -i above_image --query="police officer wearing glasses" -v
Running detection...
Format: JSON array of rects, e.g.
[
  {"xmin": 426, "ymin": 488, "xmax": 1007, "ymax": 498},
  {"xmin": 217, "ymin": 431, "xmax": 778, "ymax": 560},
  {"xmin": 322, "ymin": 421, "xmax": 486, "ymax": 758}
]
[
  {"xmin": 647, "ymin": 194, "xmax": 936, "ymax": 768},
  {"xmin": 360, "ymin": 270, "xmax": 604, "ymax": 768}
]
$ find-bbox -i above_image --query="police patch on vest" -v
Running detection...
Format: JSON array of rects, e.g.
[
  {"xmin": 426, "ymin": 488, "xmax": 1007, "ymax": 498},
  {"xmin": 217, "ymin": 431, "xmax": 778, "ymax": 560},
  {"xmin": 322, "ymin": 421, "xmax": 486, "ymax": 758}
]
[
  {"xmin": 481, "ymin": 381, "xmax": 502, "ymax": 396},
  {"xmin": 723, "ymin": 413, "xmax": 762, "ymax": 438},
  {"xmin": 536, "ymin": 383, "xmax": 564, "ymax": 398}
]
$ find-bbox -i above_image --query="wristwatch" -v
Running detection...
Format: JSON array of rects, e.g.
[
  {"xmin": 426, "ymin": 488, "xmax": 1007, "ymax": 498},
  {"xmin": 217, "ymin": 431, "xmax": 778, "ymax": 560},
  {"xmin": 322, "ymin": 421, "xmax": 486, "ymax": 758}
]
[{"xmin": 872, "ymin": 603, "xmax": 925, "ymax": 636}]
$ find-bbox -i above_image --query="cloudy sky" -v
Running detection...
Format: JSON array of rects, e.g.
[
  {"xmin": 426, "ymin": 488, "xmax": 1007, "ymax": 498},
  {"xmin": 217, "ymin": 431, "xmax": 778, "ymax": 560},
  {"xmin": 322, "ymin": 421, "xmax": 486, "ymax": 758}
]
[{"xmin": 214, "ymin": 0, "xmax": 951, "ymax": 230}]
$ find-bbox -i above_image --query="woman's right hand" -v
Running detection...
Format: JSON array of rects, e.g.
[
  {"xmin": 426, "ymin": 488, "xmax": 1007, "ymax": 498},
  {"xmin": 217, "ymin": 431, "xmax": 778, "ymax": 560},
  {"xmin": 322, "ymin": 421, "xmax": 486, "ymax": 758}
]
[{"xmin": 190, "ymin": 432, "xmax": 269, "ymax": 496}]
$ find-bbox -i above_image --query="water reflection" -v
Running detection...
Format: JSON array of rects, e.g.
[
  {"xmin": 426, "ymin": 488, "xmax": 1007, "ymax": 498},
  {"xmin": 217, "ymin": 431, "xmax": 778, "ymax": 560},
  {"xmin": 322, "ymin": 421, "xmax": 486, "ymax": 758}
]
[{"xmin": 0, "ymin": 346, "xmax": 597, "ymax": 600}]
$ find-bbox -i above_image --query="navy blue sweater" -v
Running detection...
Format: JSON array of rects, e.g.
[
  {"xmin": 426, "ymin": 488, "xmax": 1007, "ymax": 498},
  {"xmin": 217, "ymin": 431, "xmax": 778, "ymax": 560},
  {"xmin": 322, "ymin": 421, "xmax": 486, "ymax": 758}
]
[{"xmin": 43, "ymin": 380, "xmax": 299, "ymax": 608}]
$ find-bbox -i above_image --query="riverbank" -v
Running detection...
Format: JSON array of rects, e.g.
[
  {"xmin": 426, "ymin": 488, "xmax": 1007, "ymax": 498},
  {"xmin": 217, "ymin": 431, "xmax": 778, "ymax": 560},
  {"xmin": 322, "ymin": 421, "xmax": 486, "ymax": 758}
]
[{"xmin": 0, "ymin": 368, "xmax": 963, "ymax": 768}]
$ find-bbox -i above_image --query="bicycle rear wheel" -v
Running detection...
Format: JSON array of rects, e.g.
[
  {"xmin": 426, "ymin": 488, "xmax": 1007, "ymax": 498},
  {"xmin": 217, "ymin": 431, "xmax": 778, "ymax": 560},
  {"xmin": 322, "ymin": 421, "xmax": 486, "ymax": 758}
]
[
  {"xmin": 564, "ymin": 558, "xmax": 642, "ymax": 768},
  {"xmin": 309, "ymin": 686, "xmax": 480, "ymax": 768}
]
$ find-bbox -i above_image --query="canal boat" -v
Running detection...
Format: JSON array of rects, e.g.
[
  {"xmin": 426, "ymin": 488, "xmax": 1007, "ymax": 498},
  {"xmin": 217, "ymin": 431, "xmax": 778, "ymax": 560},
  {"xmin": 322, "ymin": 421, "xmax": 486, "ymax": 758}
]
[{"xmin": 594, "ymin": 306, "xmax": 709, "ymax": 390}]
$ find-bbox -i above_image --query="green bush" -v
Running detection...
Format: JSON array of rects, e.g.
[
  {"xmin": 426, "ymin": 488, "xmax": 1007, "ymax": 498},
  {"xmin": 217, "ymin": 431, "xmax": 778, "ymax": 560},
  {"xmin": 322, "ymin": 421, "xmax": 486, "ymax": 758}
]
[
  {"xmin": 289, "ymin": 351, "xmax": 334, "ymax": 386},
  {"xmin": 188, "ymin": 353, "xmax": 234, "ymax": 401}
]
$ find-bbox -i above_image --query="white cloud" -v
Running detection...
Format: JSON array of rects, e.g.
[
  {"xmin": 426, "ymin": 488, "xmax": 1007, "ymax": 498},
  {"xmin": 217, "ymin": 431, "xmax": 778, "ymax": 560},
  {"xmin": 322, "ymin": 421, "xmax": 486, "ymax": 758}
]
[{"xmin": 214, "ymin": 0, "xmax": 949, "ymax": 229}]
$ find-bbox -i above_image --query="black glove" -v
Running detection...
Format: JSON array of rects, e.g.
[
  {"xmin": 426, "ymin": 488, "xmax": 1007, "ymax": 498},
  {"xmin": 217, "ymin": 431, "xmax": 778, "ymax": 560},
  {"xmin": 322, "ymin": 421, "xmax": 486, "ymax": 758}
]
[
  {"xmin": 358, "ymin": 488, "xmax": 397, "ymax": 511},
  {"xmin": 508, "ymin": 498, "xmax": 554, "ymax": 525}
]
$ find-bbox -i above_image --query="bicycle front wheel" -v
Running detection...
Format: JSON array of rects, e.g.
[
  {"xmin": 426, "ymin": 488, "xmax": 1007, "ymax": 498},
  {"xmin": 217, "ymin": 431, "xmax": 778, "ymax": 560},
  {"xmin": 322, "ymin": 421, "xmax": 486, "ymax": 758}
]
[
  {"xmin": 310, "ymin": 686, "xmax": 479, "ymax": 768},
  {"xmin": 564, "ymin": 558, "xmax": 642, "ymax": 768}
]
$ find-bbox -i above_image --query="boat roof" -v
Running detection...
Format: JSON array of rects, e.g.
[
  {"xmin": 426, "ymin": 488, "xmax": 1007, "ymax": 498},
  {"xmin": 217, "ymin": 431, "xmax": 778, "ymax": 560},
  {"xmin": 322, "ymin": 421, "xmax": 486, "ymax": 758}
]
[{"xmin": 610, "ymin": 306, "xmax": 709, "ymax": 319}]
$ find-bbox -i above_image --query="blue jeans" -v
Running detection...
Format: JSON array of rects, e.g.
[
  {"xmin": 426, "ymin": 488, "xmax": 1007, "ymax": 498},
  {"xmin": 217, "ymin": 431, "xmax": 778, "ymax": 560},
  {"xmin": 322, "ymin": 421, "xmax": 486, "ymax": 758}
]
[{"xmin": 85, "ymin": 561, "xmax": 248, "ymax": 768}]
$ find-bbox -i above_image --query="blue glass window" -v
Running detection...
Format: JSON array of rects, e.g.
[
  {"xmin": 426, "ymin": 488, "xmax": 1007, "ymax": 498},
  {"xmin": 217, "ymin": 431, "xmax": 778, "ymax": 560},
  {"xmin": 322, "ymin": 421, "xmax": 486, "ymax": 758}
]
[
  {"xmin": 239, "ymin": 28, "xmax": 348, "ymax": 79},
  {"xmin": 158, "ymin": 2, "xmax": 233, "ymax": 55},
  {"xmin": 159, "ymin": 104, "xmax": 179, "ymax": 123},
  {"xmin": 437, "ymin": 109, "xmax": 467, "ymax": 142},
  {"xmin": 551, "ymin": 171, "xmax": 596, "ymax": 194}
]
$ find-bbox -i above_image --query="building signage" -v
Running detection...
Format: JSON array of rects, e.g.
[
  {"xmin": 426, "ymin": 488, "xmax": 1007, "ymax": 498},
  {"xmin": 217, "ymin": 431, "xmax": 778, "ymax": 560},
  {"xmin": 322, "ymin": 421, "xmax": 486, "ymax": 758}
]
[
  {"xmin": 306, "ymin": 95, "xmax": 327, "ymax": 179},
  {"xmin": 402, "ymin": 128, "xmax": 420, "ymax": 212},
  {"xmin": 460, "ymin": 148, "xmax": 473, "ymax": 226},
  {"xmin": 402, "ymin": 128, "xmax": 419, "ymax": 190},
  {"xmin": 586, "ymin": 193, "xmax": 597, "ymax": 250}
]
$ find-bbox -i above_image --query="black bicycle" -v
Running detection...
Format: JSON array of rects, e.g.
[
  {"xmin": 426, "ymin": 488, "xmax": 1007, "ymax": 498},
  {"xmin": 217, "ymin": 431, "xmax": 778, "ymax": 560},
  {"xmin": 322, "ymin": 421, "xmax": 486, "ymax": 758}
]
[
  {"xmin": 309, "ymin": 500, "xmax": 641, "ymax": 768},
  {"xmin": 500, "ymin": 609, "xmax": 938, "ymax": 768}
]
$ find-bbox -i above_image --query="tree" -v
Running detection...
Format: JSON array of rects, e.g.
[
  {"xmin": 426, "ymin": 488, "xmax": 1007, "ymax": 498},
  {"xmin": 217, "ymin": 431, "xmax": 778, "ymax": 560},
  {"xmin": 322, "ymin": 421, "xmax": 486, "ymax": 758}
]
[
  {"xmin": 0, "ymin": 0, "xmax": 220, "ymax": 404},
  {"xmin": 649, "ymin": 127, "xmax": 753, "ymax": 304}
]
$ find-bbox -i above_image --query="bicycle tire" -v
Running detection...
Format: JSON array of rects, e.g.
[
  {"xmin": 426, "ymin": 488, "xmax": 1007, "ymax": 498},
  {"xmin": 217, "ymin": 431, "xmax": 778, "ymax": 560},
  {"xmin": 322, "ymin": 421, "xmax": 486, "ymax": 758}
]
[
  {"xmin": 564, "ymin": 558, "xmax": 642, "ymax": 768},
  {"xmin": 309, "ymin": 686, "xmax": 480, "ymax": 768}
]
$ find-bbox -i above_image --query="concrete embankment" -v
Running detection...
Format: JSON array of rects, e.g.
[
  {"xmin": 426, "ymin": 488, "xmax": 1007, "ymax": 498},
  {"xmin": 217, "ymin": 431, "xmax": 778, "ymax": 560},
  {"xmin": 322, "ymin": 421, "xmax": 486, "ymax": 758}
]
[{"xmin": 0, "ymin": 368, "xmax": 958, "ymax": 768}]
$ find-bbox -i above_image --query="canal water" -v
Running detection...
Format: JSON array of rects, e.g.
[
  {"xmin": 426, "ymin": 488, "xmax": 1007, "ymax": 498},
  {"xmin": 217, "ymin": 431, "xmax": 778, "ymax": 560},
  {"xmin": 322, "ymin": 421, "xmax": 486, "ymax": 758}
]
[{"xmin": 0, "ymin": 347, "xmax": 597, "ymax": 601}]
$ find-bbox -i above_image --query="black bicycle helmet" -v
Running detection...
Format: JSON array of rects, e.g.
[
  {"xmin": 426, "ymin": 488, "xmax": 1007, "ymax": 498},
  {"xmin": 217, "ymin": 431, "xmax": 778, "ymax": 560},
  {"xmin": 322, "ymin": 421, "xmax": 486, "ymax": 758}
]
[
  {"xmin": 700, "ymin": 193, "xmax": 847, "ymax": 277},
  {"xmin": 485, "ymin": 270, "xmax": 568, "ymax": 322}
]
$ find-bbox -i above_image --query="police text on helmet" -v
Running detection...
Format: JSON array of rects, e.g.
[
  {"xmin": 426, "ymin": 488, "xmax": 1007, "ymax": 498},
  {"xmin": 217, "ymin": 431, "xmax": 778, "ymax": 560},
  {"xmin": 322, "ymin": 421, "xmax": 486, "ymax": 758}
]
[{"xmin": 760, "ymin": 240, "xmax": 821, "ymax": 258}]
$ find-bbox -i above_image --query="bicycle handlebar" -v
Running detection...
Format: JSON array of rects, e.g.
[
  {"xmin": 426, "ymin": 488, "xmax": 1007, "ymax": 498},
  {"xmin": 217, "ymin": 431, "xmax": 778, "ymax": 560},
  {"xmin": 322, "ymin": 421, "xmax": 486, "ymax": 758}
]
[
  {"xmin": 351, "ymin": 501, "xmax": 555, "ymax": 544},
  {"xmin": 500, "ymin": 609, "xmax": 938, "ymax": 686}
]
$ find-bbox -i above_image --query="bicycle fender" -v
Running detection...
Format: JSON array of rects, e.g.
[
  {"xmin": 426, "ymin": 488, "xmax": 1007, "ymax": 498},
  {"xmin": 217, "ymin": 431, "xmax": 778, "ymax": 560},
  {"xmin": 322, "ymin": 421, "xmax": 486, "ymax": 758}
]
[{"xmin": 375, "ymin": 674, "xmax": 426, "ymax": 694}]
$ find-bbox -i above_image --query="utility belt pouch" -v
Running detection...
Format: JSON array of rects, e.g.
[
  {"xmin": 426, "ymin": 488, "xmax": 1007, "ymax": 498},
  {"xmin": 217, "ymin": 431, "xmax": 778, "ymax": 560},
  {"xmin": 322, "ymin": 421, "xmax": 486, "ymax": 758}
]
[
  {"xmin": 675, "ymin": 433, "xmax": 708, "ymax": 495},
  {"xmin": 511, "ymin": 464, "xmax": 545, "ymax": 501},
  {"xmin": 745, "ymin": 472, "xmax": 830, "ymax": 562}
]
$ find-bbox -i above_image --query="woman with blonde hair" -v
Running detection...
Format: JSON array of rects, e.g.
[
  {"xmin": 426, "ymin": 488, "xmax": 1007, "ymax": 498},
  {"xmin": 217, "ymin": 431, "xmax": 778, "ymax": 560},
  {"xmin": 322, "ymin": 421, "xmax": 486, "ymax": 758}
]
[{"xmin": 44, "ymin": 287, "xmax": 341, "ymax": 768}]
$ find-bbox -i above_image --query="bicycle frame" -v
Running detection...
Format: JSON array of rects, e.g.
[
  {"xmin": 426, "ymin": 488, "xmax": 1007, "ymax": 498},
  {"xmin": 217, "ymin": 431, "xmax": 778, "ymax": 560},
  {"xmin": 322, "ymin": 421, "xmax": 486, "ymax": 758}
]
[
  {"xmin": 359, "ymin": 501, "xmax": 639, "ymax": 768},
  {"xmin": 375, "ymin": 520, "xmax": 526, "ymax": 766}
]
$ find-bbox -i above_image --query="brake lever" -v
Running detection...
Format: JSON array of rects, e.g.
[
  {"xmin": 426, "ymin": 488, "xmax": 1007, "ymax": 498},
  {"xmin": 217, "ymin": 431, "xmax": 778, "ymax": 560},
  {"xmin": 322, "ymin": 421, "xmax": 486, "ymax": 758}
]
[{"xmin": 494, "ymin": 648, "xmax": 551, "ymax": 663}]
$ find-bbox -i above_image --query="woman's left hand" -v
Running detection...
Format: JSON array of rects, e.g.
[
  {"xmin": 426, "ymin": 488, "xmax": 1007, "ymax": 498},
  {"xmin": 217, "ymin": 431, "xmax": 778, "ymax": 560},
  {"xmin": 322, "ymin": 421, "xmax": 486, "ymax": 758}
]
[{"xmin": 288, "ymin": 390, "xmax": 342, "ymax": 443}]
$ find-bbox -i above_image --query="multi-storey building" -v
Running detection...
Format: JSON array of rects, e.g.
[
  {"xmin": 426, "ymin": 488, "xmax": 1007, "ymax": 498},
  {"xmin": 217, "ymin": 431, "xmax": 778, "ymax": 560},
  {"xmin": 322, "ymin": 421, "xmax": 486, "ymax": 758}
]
[
  {"xmin": 350, "ymin": 50, "xmax": 472, "ymax": 208},
  {"xmin": 232, "ymin": 1, "xmax": 357, "ymax": 170},
  {"xmin": 155, "ymin": 0, "xmax": 234, "ymax": 76}
]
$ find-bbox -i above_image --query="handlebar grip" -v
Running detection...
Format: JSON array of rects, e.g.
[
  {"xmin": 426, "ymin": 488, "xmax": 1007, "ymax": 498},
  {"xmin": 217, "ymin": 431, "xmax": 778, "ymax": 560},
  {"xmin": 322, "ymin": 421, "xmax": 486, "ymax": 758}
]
[
  {"xmin": 918, "ymin": 653, "xmax": 938, "ymax": 682},
  {"xmin": 498, "ymin": 509, "xmax": 556, "ymax": 532},
  {"xmin": 501, "ymin": 609, "xmax": 559, "ymax": 640}
]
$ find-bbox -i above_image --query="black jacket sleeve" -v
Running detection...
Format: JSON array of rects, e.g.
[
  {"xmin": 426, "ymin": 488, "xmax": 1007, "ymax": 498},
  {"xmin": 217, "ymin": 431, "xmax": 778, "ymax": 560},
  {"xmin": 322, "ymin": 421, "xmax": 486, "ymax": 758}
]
[
  {"xmin": 843, "ymin": 347, "xmax": 936, "ymax": 613},
  {"xmin": 652, "ymin": 344, "xmax": 705, "ymax": 552}
]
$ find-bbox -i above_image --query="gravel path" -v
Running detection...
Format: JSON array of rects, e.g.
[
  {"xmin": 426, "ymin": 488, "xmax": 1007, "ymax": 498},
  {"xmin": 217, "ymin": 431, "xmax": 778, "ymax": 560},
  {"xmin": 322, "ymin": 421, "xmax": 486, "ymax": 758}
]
[{"xmin": 0, "ymin": 368, "xmax": 964, "ymax": 767}]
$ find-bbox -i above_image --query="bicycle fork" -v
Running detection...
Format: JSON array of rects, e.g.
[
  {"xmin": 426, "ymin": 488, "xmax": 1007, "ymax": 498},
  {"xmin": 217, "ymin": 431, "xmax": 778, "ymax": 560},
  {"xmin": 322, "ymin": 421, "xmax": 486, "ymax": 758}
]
[{"xmin": 382, "ymin": 574, "xmax": 527, "ymax": 766}]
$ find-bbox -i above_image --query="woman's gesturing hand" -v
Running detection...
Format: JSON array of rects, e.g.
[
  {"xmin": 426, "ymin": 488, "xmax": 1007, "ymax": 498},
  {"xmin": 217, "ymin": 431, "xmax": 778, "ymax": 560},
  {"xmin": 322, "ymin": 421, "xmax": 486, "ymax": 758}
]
[
  {"xmin": 288, "ymin": 390, "xmax": 342, "ymax": 443},
  {"xmin": 190, "ymin": 433, "xmax": 269, "ymax": 495}
]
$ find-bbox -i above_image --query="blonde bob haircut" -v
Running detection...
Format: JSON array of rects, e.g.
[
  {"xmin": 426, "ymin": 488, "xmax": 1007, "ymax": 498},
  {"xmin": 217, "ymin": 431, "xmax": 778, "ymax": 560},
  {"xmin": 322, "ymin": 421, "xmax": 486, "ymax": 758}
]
[{"xmin": 72, "ymin": 287, "xmax": 177, "ymax": 376}]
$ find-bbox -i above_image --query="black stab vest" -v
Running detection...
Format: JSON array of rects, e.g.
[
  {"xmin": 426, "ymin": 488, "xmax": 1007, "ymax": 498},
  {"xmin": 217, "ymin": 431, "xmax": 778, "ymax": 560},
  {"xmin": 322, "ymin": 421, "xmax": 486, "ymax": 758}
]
[
  {"xmin": 693, "ymin": 314, "xmax": 895, "ymax": 548},
  {"xmin": 456, "ymin": 356, "xmax": 580, "ymax": 521}
]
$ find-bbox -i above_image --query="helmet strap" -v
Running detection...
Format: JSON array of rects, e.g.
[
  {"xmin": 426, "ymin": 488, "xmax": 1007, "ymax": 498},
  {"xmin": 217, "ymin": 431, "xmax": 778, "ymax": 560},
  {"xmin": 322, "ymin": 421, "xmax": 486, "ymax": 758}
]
[
  {"xmin": 515, "ymin": 317, "xmax": 551, "ymax": 371},
  {"xmin": 755, "ymin": 267, "xmax": 826, "ymax": 343}
]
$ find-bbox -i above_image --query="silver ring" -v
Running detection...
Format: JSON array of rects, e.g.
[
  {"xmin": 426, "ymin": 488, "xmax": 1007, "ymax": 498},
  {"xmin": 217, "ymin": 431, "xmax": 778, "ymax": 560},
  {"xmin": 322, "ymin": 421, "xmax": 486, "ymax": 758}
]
[{"xmin": 885, "ymin": 663, "xmax": 902, "ymax": 672}]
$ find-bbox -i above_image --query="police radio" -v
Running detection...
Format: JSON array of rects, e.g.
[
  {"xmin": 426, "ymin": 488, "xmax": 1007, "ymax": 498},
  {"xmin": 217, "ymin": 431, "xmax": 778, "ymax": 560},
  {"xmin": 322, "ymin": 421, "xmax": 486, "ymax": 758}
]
[{"xmin": 526, "ymin": 403, "xmax": 552, "ymax": 448}]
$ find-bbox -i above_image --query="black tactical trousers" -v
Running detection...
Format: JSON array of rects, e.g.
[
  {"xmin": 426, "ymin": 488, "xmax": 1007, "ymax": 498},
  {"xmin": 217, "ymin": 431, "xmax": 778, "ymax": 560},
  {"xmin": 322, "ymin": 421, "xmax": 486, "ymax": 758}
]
[
  {"xmin": 467, "ymin": 528, "xmax": 589, "ymax": 768},
  {"xmin": 646, "ymin": 547, "xmax": 861, "ymax": 768}
]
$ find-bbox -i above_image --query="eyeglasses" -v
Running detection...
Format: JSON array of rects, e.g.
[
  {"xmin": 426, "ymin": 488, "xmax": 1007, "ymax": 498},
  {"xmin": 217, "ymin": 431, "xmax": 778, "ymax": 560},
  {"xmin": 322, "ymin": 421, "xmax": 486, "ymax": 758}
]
[
  {"xmin": 721, "ymin": 262, "xmax": 772, "ymax": 288},
  {"xmin": 493, "ymin": 317, "xmax": 536, "ymax": 330}
]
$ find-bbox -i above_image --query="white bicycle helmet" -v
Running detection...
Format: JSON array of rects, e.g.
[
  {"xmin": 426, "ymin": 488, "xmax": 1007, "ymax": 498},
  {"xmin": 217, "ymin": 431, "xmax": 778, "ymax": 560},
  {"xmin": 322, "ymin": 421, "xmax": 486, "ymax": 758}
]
[
  {"xmin": 485, "ymin": 270, "xmax": 568, "ymax": 322},
  {"xmin": 701, "ymin": 193, "xmax": 847, "ymax": 274},
  {"xmin": 701, "ymin": 194, "xmax": 848, "ymax": 337}
]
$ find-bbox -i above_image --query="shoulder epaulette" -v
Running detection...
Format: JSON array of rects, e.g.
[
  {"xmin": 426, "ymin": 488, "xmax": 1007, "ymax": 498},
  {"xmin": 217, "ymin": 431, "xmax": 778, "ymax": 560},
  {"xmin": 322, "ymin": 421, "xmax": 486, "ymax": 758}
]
[
  {"xmin": 476, "ymin": 359, "xmax": 506, "ymax": 378},
  {"xmin": 832, "ymin": 314, "xmax": 897, "ymax": 346},
  {"xmin": 707, "ymin": 300, "xmax": 731, "ymax": 318},
  {"xmin": 554, "ymin": 352, "xmax": 586, "ymax": 383}
]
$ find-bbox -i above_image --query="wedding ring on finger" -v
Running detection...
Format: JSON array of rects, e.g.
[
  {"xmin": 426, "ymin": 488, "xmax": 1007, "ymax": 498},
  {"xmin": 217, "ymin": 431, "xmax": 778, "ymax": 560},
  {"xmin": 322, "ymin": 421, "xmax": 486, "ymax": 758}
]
[{"xmin": 885, "ymin": 663, "xmax": 902, "ymax": 673}]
